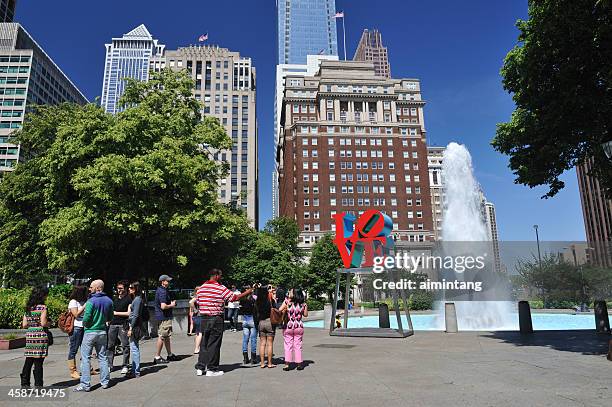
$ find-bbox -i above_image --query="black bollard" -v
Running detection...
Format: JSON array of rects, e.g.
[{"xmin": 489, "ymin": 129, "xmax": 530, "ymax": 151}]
[
  {"xmin": 379, "ymin": 303, "xmax": 390, "ymax": 328},
  {"xmin": 594, "ymin": 301, "xmax": 611, "ymax": 334},
  {"xmin": 518, "ymin": 301, "xmax": 533, "ymax": 334}
]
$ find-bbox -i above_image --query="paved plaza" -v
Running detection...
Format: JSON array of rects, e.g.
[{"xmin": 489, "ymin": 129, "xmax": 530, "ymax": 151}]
[{"xmin": 0, "ymin": 327, "xmax": 610, "ymax": 407}]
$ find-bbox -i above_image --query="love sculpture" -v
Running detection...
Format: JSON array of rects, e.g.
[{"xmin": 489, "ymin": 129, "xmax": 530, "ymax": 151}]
[{"xmin": 332, "ymin": 209, "xmax": 394, "ymax": 269}]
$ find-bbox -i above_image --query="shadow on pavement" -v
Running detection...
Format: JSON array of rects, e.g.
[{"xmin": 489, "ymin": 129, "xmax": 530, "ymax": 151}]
[
  {"xmin": 482, "ymin": 330, "xmax": 611, "ymax": 356},
  {"xmin": 51, "ymin": 365, "xmax": 168, "ymax": 388}
]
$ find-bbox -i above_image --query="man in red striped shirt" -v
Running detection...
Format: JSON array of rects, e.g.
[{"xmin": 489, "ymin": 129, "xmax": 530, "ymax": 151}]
[{"xmin": 195, "ymin": 268, "xmax": 253, "ymax": 377}]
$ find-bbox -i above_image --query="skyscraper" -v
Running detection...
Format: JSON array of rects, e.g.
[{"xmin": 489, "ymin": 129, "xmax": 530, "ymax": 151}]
[
  {"xmin": 152, "ymin": 45, "xmax": 259, "ymax": 227},
  {"xmin": 277, "ymin": 60, "xmax": 434, "ymax": 248},
  {"xmin": 0, "ymin": 0, "xmax": 16, "ymax": 23},
  {"xmin": 577, "ymin": 159, "xmax": 612, "ymax": 267},
  {"xmin": 427, "ymin": 146, "xmax": 444, "ymax": 238},
  {"xmin": 273, "ymin": 54, "xmax": 338, "ymax": 218},
  {"xmin": 277, "ymin": 0, "xmax": 338, "ymax": 65},
  {"xmin": 0, "ymin": 23, "xmax": 87, "ymax": 175},
  {"xmin": 100, "ymin": 24, "xmax": 164, "ymax": 114},
  {"xmin": 353, "ymin": 29, "xmax": 391, "ymax": 78}
]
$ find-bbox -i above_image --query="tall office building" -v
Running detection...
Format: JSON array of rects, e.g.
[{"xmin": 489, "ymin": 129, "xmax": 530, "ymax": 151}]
[
  {"xmin": 577, "ymin": 159, "xmax": 612, "ymax": 267},
  {"xmin": 277, "ymin": 60, "xmax": 434, "ymax": 248},
  {"xmin": 101, "ymin": 24, "xmax": 164, "ymax": 114},
  {"xmin": 482, "ymin": 197, "xmax": 501, "ymax": 273},
  {"xmin": 152, "ymin": 46, "xmax": 258, "ymax": 227},
  {"xmin": 0, "ymin": 23, "xmax": 87, "ymax": 175},
  {"xmin": 277, "ymin": 0, "xmax": 338, "ymax": 65},
  {"xmin": 353, "ymin": 29, "xmax": 390, "ymax": 78},
  {"xmin": 427, "ymin": 146, "xmax": 444, "ymax": 238},
  {"xmin": 0, "ymin": 0, "xmax": 16, "ymax": 23},
  {"xmin": 273, "ymin": 54, "xmax": 338, "ymax": 218}
]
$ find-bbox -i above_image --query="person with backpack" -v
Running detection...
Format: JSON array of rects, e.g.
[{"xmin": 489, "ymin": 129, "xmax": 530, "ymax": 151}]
[
  {"xmin": 66, "ymin": 285, "xmax": 88, "ymax": 379},
  {"xmin": 126, "ymin": 281, "xmax": 144, "ymax": 378},
  {"xmin": 21, "ymin": 287, "xmax": 49, "ymax": 388}
]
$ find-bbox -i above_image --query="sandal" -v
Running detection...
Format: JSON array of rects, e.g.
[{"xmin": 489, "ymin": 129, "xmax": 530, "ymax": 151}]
[
  {"xmin": 260, "ymin": 364, "xmax": 267, "ymax": 368},
  {"xmin": 267, "ymin": 364, "xmax": 276, "ymax": 368},
  {"xmin": 282, "ymin": 365, "xmax": 291, "ymax": 371}
]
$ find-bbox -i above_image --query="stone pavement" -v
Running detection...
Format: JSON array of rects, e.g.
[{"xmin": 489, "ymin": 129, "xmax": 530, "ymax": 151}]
[{"xmin": 0, "ymin": 327, "xmax": 610, "ymax": 407}]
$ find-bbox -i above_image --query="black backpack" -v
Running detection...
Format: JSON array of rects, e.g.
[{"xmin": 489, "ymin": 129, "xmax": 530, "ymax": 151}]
[{"xmin": 140, "ymin": 297, "xmax": 150, "ymax": 322}]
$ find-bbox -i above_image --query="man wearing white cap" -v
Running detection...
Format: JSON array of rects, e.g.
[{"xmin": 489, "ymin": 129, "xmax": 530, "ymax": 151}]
[{"xmin": 153, "ymin": 274, "xmax": 177, "ymax": 364}]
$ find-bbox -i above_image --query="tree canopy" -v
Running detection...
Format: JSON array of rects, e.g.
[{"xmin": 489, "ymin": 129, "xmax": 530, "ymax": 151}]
[
  {"xmin": 306, "ymin": 234, "xmax": 344, "ymax": 299},
  {"xmin": 492, "ymin": 0, "xmax": 612, "ymax": 197},
  {"xmin": 0, "ymin": 70, "xmax": 250, "ymax": 287},
  {"xmin": 514, "ymin": 253, "xmax": 612, "ymax": 306}
]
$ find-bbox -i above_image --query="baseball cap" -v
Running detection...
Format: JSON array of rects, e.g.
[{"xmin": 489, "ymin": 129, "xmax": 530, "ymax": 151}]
[{"xmin": 159, "ymin": 274, "xmax": 173, "ymax": 282}]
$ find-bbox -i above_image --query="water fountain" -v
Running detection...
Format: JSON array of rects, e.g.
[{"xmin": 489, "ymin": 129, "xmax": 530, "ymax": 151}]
[{"xmin": 437, "ymin": 142, "xmax": 516, "ymax": 330}]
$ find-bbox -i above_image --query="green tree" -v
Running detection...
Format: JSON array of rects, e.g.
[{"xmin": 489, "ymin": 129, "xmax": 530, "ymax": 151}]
[
  {"xmin": 492, "ymin": 0, "xmax": 612, "ymax": 197},
  {"xmin": 306, "ymin": 233, "xmax": 343, "ymax": 299},
  {"xmin": 514, "ymin": 253, "xmax": 612, "ymax": 306},
  {"xmin": 229, "ymin": 217, "xmax": 305, "ymax": 288},
  {"xmin": 0, "ymin": 70, "xmax": 251, "ymax": 287},
  {"xmin": 263, "ymin": 216, "xmax": 301, "ymax": 260}
]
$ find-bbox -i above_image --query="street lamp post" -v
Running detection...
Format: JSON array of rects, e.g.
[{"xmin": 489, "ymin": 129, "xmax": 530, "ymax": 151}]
[{"xmin": 533, "ymin": 225, "xmax": 542, "ymax": 268}]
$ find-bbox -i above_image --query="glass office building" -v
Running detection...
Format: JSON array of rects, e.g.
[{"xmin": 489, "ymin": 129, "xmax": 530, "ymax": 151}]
[
  {"xmin": 0, "ymin": 23, "xmax": 87, "ymax": 175},
  {"xmin": 277, "ymin": 0, "xmax": 338, "ymax": 64},
  {"xmin": 100, "ymin": 24, "xmax": 164, "ymax": 114}
]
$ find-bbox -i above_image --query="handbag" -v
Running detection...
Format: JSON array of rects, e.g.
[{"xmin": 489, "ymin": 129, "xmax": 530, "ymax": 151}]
[
  {"xmin": 44, "ymin": 328, "xmax": 54, "ymax": 346},
  {"xmin": 270, "ymin": 308, "xmax": 284, "ymax": 325}
]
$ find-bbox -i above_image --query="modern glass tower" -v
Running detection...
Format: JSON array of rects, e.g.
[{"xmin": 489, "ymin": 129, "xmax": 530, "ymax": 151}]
[
  {"xmin": 0, "ymin": 23, "xmax": 87, "ymax": 175},
  {"xmin": 277, "ymin": 0, "xmax": 338, "ymax": 64},
  {"xmin": 100, "ymin": 24, "xmax": 164, "ymax": 114},
  {"xmin": 0, "ymin": 0, "xmax": 16, "ymax": 22}
]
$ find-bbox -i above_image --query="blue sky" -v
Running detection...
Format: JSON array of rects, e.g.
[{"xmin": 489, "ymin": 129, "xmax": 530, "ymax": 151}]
[{"xmin": 16, "ymin": 0, "xmax": 585, "ymax": 241}]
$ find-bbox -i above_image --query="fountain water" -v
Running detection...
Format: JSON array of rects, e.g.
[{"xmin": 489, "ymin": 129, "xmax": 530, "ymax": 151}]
[{"xmin": 436, "ymin": 142, "xmax": 516, "ymax": 330}]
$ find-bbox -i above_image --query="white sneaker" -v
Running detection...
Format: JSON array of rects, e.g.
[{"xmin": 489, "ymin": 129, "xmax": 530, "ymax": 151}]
[
  {"xmin": 205, "ymin": 370, "xmax": 224, "ymax": 377},
  {"xmin": 196, "ymin": 369, "xmax": 204, "ymax": 376},
  {"xmin": 120, "ymin": 366, "xmax": 129, "ymax": 375}
]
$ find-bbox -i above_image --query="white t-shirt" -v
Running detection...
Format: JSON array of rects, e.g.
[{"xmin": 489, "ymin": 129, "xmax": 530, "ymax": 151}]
[
  {"xmin": 227, "ymin": 290, "xmax": 241, "ymax": 309},
  {"xmin": 68, "ymin": 299, "xmax": 84, "ymax": 327}
]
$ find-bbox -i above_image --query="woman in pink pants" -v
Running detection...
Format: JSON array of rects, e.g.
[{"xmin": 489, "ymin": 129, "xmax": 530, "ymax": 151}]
[{"xmin": 280, "ymin": 288, "xmax": 308, "ymax": 371}]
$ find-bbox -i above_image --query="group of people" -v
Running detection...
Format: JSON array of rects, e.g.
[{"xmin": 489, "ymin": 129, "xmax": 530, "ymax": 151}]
[
  {"xmin": 19, "ymin": 268, "xmax": 309, "ymax": 389},
  {"xmin": 191, "ymin": 268, "xmax": 308, "ymax": 374},
  {"xmin": 20, "ymin": 277, "xmax": 162, "ymax": 390}
]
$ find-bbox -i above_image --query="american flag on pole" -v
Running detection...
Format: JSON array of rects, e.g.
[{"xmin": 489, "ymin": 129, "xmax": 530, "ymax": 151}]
[
  {"xmin": 334, "ymin": 11, "xmax": 344, "ymax": 18},
  {"xmin": 198, "ymin": 33, "xmax": 208, "ymax": 42}
]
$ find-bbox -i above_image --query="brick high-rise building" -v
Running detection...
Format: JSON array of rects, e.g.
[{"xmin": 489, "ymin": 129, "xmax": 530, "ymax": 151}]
[
  {"xmin": 277, "ymin": 60, "xmax": 433, "ymax": 248},
  {"xmin": 353, "ymin": 29, "xmax": 390, "ymax": 78},
  {"xmin": 152, "ymin": 45, "xmax": 258, "ymax": 228},
  {"xmin": 577, "ymin": 159, "xmax": 612, "ymax": 267}
]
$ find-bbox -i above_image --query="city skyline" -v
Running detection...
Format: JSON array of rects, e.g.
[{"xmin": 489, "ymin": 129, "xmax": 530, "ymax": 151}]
[{"xmin": 13, "ymin": 0, "xmax": 585, "ymax": 241}]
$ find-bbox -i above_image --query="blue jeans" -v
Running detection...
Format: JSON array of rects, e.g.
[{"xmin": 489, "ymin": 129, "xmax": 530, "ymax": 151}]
[
  {"xmin": 242, "ymin": 315, "xmax": 257, "ymax": 354},
  {"xmin": 80, "ymin": 331, "xmax": 110, "ymax": 389},
  {"xmin": 68, "ymin": 326, "xmax": 84, "ymax": 360},
  {"xmin": 227, "ymin": 308, "xmax": 239, "ymax": 329},
  {"xmin": 129, "ymin": 337, "xmax": 140, "ymax": 376}
]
